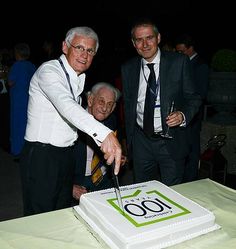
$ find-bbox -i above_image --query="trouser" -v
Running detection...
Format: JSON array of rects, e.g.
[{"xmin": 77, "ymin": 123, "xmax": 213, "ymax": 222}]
[
  {"xmin": 20, "ymin": 141, "xmax": 75, "ymax": 216},
  {"xmin": 184, "ymin": 132, "xmax": 200, "ymax": 182},
  {"xmin": 132, "ymin": 126, "xmax": 185, "ymax": 186},
  {"xmin": 184, "ymin": 117, "xmax": 202, "ymax": 183}
]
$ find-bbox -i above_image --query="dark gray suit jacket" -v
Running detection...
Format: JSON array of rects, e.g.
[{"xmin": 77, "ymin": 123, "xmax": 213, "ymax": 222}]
[
  {"xmin": 187, "ymin": 54, "xmax": 209, "ymax": 140},
  {"xmin": 121, "ymin": 51, "xmax": 202, "ymax": 160}
]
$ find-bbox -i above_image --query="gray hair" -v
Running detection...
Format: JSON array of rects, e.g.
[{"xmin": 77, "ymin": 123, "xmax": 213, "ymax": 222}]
[
  {"xmin": 88, "ymin": 82, "xmax": 121, "ymax": 102},
  {"xmin": 65, "ymin": 26, "xmax": 99, "ymax": 52},
  {"xmin": 131, "ymin": 19, "xmax": 159, "ymax": 41}
]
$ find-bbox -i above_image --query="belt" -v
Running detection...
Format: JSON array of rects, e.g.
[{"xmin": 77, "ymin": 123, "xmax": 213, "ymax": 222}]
[
  {"xmin": 25, "ymin": 141, "xmax": 73, "ymax": 151},
  {"xmin": 151, "ymin": 131, "xmax": 163, "ymax": 138},
  {"xmin": 135, "ymin": 123, "xmax": 163, "ymax": 139}
]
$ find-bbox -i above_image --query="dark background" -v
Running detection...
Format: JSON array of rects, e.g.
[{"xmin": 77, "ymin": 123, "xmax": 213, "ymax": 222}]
[{"xmin": 1, "ymin": 1, "xmax": 235, "ymax": 83}]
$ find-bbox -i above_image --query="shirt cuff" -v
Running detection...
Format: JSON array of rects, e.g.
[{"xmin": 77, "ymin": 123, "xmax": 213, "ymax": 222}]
[{"xmin": 179, "ymin": 112, "xmax": 186, "ymax": 127}]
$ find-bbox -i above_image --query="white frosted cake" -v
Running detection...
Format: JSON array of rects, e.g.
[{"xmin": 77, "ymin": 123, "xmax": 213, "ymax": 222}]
[{"xmin": 73, "ymin": 180, "xmax": 220, "ymax": 249}]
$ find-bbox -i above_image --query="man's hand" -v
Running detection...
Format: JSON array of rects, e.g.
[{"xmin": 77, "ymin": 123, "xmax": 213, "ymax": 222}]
[
  {"xmin": 100, "ymin": 132, "xmax": 122, "ymax": 175},
  {"xmin": 166, "ymin": 111, "xmax": 184, "ymax": 127},
  {"xmin": 73, "ymin": 185, "xmax": 88, "ymax": 200}
]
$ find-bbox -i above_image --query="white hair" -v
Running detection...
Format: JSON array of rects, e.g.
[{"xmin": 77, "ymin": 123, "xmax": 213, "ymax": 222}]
[{"xmin": 88, "ymin": 82, "xmax": 121, "ymax": 101}]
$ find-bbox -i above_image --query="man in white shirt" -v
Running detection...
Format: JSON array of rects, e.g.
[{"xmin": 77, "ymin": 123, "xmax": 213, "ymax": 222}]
[{"xmin": 20, "ymin": 27, "xmax": 122, "ymax": 216}]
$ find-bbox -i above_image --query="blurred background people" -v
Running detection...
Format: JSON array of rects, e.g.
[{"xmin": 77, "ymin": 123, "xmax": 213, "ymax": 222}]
[
  {"xmin": 35, "ymin": 40, "xmax": 59, "ymax": 67},
  {"xmin": 8, "ymin": 43, "xmax": 36, "ymax": 159},
  {"xmin": 175, "ymin": 34, "xmax": 209, "ymax": 182},
  {"xmin": 161, "ymin": 40, "xmax": 176, "ymax": 52},
  {"xmin": 0, "ymin": 48, "xmax": 12, "ymax": 152}
]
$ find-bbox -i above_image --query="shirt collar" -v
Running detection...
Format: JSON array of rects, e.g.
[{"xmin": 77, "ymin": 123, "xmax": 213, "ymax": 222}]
[
  {"xmin": 142, "ymin": 47, "xmax": 161, "ymax": 67},
  {"xmin": 190, "ymin": 52, "xmax": 198, "ymax": 60},
  {"xmin": 59, "ymin": 54, "xmax": 86, "ymax": 82}
]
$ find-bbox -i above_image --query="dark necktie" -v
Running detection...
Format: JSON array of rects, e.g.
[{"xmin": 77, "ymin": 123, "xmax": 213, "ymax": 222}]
[{"xmin": 143, "ymin": 63, "xmax": 157, "ymax": 136}]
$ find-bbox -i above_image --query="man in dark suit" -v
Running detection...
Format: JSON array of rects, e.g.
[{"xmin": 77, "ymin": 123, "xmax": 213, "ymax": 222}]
[
  {"xmin": 72, "ymin": 82, "xmax": 126, "ymax": 201},
  {"xmin": 175, "ymin": 34, "xmax": 209, "ymax": 182},
  {"xmin": 121, "ymin": 19, "xmax": 202, "ymax": 186}
]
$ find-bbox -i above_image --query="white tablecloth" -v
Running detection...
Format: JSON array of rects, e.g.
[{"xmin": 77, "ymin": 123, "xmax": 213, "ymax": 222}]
[{"xmin": 0, "ymin": 179, "xmax": 236, "ymax": 249}]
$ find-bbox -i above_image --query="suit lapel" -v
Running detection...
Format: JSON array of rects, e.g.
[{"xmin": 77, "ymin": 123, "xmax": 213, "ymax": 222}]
[
  {"xmin": 159, "ymin": 53, "xmax": 169, "ymax": 115},
  {"xmin": 132, "ymin": 58, "xmax": 141, "ymax": 97},
  {"xmin": 130, "ymin": 58, "xmax": 142, "ymax": 113}
]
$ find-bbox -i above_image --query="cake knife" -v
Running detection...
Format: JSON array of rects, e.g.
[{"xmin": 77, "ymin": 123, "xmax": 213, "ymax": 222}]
[{"xmin": 112, "ymin": 162, "xmax": 125, "ymax": 214}]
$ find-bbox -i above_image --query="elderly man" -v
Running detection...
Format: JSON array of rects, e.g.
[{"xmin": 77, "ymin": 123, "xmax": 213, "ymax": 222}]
[{"xmin": 73, "ymin": 82, "xmax": 126, "ymax": 201}]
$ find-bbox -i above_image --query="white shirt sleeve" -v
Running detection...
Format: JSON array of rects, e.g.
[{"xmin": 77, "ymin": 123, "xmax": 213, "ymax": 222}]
[{"xmin": 25, "ymin": 57, "xmax": 111, "ymax": 147}]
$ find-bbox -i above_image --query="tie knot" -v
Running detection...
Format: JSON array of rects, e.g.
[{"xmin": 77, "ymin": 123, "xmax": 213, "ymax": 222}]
[{"xmin": 147, "ymin": 63, "xmax": 155, "ymax": 71}]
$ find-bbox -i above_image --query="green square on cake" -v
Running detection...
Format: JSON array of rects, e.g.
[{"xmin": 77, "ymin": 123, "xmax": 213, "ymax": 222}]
[
  {"xmin": 107, "ymin": 189, "xmax": 191, "ymax": 227},
  {"xmin": 73, "ymin": 180, "xmax": 220, "ymax": 249}
]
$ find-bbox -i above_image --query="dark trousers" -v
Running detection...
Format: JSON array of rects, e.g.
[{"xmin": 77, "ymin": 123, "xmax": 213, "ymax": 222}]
[
  {"xmin": 183, "ymin": 116, "xmax": 202, "ymax": 183},
  {"xmin": 82, "ymin": 173, "xmax": 113, "ymax": 192},
  {"xmin": 132, "ymin": 126, "xmax": 185, "ymax": 186},
  {"xmin": 20, "ymin": 141, "xmax": 75, "ymax": 216}
]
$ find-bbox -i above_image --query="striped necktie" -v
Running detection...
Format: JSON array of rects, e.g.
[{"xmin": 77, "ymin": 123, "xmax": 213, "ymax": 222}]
[
  {"xmin": 90, "ymin": 130, "xmax": 117, "ymax": 185},
  {"xmin": 143, "ymin": 63, "xmax": 157, "ymax": 136},
  {"xmin": 91, "ymin": 152, "xmax": 103, "ymax": 186}
]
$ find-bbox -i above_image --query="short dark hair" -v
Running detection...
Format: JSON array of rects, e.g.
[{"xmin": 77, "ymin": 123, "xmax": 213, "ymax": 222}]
[
  {"xmin": 131, "ymin": 18, "xmax": 159, "ymax": 41},
  {"xmin": 175, "ymin": 34, "xmax": 195, "ymax": 48},
  {"xmin": 14, "ymin": 43, "xmax": 31, "ymax": 59}
]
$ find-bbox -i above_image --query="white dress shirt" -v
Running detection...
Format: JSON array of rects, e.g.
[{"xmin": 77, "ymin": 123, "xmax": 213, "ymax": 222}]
[
  {"xmin": 25, "ymin": 54, "xmax": 111, "ymax": 147},
  {"xmin": 136, "ymin": 48, "xmax": 162, "ymax": 132}
]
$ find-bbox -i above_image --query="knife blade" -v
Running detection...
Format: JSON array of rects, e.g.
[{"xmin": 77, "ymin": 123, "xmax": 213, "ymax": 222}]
[{"xmin": 112, "ymin": 162, "xmax": 124, "ymax": 214}]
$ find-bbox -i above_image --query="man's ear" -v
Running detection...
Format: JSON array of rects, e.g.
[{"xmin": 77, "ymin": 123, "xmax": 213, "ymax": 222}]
[
  {"xmin": 62, "ymin": 41, "xmax": 68, "ymax": 54},
  {"xmin": 87, "ymin": 94, "xmax": 93, "ymax": 107},
  {"xmin": 157, "ymin": 33, "xmax": 161, "ymax": 45}
]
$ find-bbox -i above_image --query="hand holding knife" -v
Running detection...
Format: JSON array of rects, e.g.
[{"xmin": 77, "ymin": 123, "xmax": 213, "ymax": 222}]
[{"xmin": 112, "ymin": 161, "xmax": 125, "ymax": 215}]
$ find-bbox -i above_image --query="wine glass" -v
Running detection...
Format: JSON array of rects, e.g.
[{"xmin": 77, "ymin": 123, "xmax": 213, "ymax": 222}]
[{"xmin": 160, "ymin": 101, "xmax": 175, "ymax": 139}]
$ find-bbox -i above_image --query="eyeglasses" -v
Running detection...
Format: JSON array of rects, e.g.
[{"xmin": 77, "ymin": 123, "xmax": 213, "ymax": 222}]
[{"xmin": 68, "ymin": 42, "xmax": 96, "ymax": 56}]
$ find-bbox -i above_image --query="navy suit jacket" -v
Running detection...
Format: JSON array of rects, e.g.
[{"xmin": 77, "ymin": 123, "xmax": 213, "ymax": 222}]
[
  {"xmin": 73, "ymin": 114, "xmax": 117, "ymax": 185},
  {"xmin": 121, "ymin": 50, "xmax": 202, "ymax": 160}
]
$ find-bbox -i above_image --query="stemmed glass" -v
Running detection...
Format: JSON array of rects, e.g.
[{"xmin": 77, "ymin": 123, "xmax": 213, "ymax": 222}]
[{"xmin": 160, "ymin": 101, "xmax": 175, "ymax": 139}]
